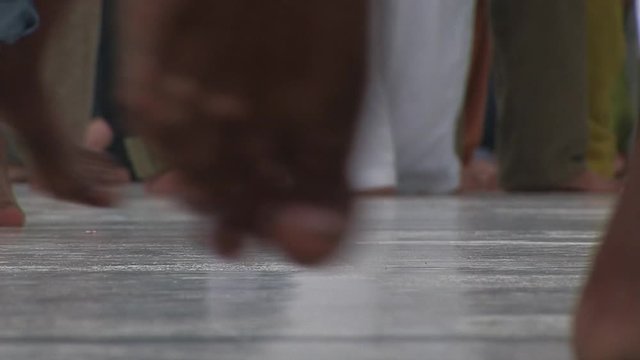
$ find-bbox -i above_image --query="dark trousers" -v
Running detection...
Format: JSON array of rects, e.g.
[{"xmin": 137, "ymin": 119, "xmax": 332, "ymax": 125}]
[{"xmin": 491, "ymin": 0, "xmax": 588, "ymax": 190}]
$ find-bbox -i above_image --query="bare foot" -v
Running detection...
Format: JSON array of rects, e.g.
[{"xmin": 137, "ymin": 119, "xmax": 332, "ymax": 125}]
[
  {"xmin": 86, "ymin": 119, "xmax": 183, "ymax": 194},
  {"xmin": 119, "ymin": 0, "xmax": 368, "ymax": 264},
  {"xmin": 28, "ymin": 147, "xmax": 129, "ymax": 205},
  {"xmin": 560, "ymin": 170, "xmax": 620, "ymax": 193},
  {"xmin": 459, "ymin": 158, "xmax": 500, "ymax": 193},
  {"xmin": 82, "ymin": 118, "xmax": 131, "ymax": 182}
]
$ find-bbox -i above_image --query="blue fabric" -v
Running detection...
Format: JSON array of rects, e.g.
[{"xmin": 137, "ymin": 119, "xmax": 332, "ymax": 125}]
[{"xmin": 0, "ymin": 0, "xmax": 38, "ymax": 44}]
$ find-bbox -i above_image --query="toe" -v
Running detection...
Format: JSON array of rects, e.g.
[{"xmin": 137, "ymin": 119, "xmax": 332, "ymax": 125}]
[{"xmin": 269, "ymin": 205, "xmax": 348, "ymax": 266}]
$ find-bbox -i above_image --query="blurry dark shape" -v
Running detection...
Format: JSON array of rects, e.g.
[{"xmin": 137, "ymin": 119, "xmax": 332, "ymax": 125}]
[{"xmin": 92, "ymin": 0, "xmax": 135, "ymax": 178}]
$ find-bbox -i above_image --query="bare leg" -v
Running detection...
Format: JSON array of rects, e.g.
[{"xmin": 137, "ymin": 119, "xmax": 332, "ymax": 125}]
[
  {"xmin": 574, "ymin": 141, "xmax": 640, "ymax": 358},
  {"xmin": 0, "ymin": 0, "xmax": 125, "ymax": 206}
]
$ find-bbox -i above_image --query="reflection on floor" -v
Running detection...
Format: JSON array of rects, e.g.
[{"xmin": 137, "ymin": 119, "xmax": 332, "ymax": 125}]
[{"xmin": 0, "ymin": 185, "xmax": 612, "ymax": 360}]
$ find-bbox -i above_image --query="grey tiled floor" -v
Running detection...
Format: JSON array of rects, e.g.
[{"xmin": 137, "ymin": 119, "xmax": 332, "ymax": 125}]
[{"xmin": 0, "ymin": 186, "xmax": 612, "ymax": 359}]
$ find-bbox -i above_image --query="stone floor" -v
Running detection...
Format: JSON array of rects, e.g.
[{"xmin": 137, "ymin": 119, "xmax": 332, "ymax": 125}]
[{"xmin": 0, "ymin": 185, "xmax": 613, "ymax": 359}]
